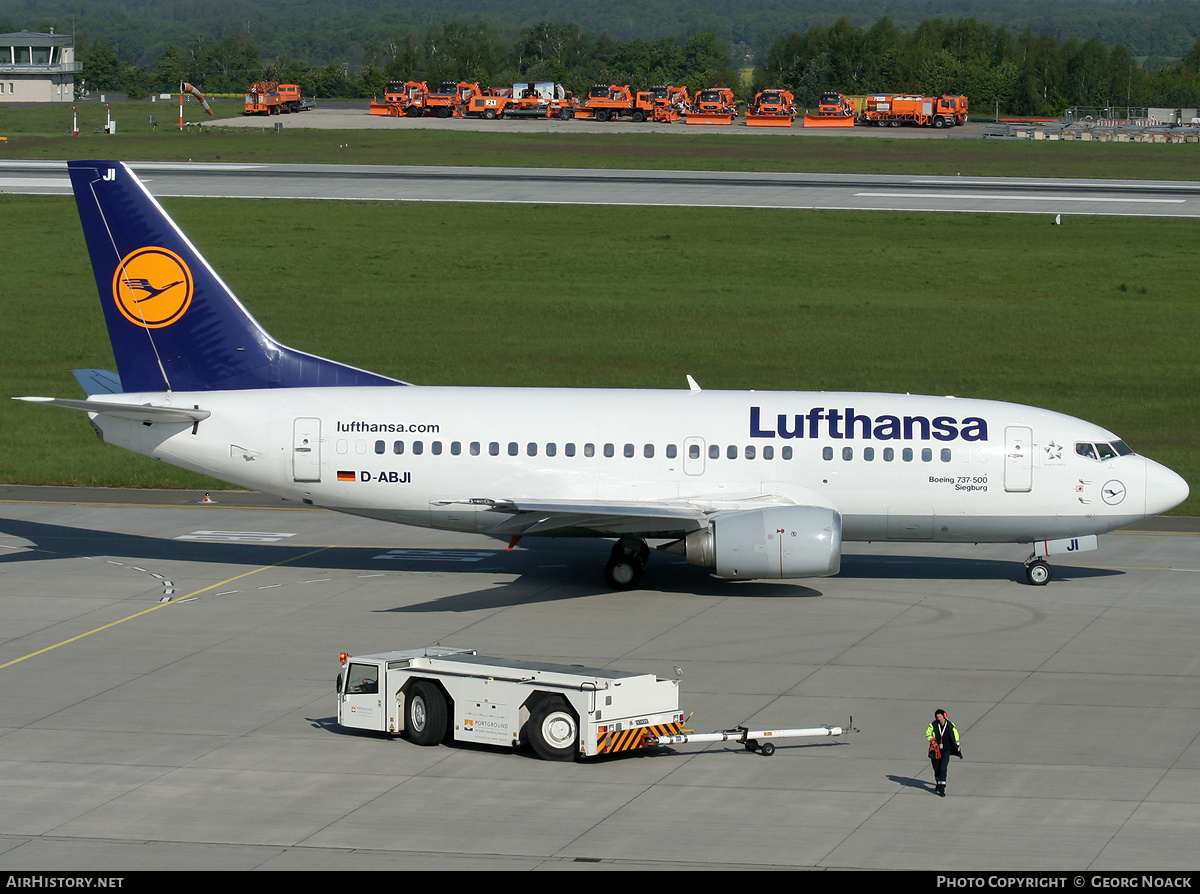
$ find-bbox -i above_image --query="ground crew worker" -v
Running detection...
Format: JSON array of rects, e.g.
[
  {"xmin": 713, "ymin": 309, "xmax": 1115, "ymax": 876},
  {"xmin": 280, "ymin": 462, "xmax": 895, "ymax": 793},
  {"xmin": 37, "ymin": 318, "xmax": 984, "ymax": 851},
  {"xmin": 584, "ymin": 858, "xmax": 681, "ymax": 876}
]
[{"xmin": 926, "ymin": 708, "xmax": 962, "ymax": 796}]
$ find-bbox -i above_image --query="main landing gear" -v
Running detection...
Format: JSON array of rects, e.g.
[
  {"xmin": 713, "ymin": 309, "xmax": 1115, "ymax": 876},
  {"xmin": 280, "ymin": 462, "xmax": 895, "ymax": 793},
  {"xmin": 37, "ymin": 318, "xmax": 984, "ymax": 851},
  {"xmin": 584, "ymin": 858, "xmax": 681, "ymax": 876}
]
[
  {"xmin": 1024, "ymin": 556, "xmax": 1053, "ymax": 586},
  {"xmin": 605, "ymin": 537, "xmax": 650, "ymax": 590}
]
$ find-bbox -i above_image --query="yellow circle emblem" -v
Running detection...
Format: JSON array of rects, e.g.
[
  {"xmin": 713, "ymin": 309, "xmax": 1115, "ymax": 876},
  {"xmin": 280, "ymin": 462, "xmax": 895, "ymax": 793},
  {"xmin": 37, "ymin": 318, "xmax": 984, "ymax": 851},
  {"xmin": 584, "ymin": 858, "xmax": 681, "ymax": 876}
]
[{"xmin": 112, "ymin": 247, "xmax": 194, "ymax": 329}]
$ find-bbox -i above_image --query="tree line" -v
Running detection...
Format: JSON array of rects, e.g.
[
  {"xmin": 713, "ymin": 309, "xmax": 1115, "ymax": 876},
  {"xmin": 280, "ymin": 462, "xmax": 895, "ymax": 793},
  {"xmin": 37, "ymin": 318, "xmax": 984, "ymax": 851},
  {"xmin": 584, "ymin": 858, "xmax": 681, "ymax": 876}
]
[{"xmin": 73, "ymin": 17, "xmax": 1200, "ymax": 116}]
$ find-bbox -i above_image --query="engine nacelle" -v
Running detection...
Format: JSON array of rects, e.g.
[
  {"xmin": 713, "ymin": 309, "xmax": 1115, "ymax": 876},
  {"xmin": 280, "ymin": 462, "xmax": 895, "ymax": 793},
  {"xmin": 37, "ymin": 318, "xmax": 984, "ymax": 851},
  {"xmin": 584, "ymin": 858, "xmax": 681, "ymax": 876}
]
[{"xmin": 665, "ymin": 506, "xmax": 841, "ymax": 580}]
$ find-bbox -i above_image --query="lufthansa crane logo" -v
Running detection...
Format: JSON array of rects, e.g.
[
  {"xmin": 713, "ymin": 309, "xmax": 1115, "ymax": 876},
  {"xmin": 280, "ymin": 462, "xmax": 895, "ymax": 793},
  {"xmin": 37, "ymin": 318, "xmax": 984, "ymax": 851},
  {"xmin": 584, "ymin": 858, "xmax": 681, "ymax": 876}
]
[{"xmin": 112, "ymin": 247, "xmax": 194, "ymax": 328}]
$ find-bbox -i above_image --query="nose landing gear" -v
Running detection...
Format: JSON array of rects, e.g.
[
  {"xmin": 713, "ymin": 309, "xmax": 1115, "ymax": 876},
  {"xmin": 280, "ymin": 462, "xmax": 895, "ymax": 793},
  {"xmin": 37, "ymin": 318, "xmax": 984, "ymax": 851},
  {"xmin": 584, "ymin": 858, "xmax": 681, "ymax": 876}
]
[{"xmin": 1024, "ymin": 557, "xmax": 1052, "ymax": 585}]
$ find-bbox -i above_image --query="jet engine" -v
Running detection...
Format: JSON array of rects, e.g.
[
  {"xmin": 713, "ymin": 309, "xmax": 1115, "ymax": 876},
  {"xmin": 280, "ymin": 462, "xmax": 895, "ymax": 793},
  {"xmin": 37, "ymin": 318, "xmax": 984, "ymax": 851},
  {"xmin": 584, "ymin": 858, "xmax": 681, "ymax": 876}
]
[{"xmin": 663, "ymin": 506, "xmax": 841, "ymax": 580}]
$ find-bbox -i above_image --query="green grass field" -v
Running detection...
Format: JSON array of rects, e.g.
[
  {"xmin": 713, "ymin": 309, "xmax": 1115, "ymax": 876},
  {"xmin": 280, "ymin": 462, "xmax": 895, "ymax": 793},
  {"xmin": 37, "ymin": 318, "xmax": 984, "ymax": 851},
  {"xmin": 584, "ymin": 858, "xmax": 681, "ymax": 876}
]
[
  {"xmin": 2, "ymin": 196, "xmax": 1196, "ymax": 512},
  {"xmin": 3, "ymin": 99, "xmax": 1200, "ymax": 179}
]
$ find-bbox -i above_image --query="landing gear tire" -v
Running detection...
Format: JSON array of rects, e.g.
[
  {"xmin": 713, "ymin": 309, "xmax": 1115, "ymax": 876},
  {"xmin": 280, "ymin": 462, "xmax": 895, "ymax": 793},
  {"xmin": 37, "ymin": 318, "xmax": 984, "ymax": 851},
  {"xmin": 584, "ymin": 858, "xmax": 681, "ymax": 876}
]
[
  {"xmin": 527, "ymin": 697, "xmax": 579, "ymax": 761},
  {"xmin": 405, "ymin": 680, "xmax": 447, "ymax": 746},
  {"xmin": 605, "ymin": 538, "xmax": 647, "ymax": 589},
  {"xmin": 1026, "ymin": 560, "xmax": 1052, "ymax": 586},
  {"xmin": 605, "ymin": 555, "xmax": 644, "ymax": 589}
]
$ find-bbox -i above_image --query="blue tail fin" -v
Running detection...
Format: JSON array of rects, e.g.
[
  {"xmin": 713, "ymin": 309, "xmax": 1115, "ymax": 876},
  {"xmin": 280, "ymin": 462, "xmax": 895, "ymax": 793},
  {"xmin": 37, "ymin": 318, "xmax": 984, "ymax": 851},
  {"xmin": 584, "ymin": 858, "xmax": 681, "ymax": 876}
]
[{"xmin": 68, "ymin": 161, "xmax": 404, "ymax": 393}]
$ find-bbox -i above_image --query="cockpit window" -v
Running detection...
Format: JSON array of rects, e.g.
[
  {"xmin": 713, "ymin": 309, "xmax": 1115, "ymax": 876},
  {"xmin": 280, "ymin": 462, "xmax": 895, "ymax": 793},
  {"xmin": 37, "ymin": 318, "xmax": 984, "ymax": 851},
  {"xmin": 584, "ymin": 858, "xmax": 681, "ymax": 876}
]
[{"xmin": 1076, "ymin": 440, "xmax": 1136, "ymax": 461}]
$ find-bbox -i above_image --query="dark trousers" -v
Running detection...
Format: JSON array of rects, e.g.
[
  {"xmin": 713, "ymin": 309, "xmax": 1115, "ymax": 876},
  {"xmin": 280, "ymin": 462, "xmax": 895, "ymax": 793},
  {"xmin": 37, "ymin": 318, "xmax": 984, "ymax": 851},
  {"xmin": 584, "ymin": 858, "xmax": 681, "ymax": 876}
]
[{"xmin": 930, "ymin": 752, "xmax": 951, "ymax": 785}]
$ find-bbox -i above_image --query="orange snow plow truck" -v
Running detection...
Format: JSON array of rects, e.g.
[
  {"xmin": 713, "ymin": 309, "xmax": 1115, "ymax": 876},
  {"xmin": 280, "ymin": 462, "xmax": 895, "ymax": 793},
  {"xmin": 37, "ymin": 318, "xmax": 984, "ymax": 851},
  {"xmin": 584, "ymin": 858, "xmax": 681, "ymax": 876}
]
[
  {"xmin": 802, "ymin": 92, "xmax": 856, "ymax": 127},
  {"xmin": 369, "ymin": 81, "xmax": 429, "ymax": 117},
  {"xmin": 746, "ymin": 88, "xmax": 797, "ymax": 127},
  {"xmin": 687, "ymin": 87, "xmax": 738, "ymax": 125}
]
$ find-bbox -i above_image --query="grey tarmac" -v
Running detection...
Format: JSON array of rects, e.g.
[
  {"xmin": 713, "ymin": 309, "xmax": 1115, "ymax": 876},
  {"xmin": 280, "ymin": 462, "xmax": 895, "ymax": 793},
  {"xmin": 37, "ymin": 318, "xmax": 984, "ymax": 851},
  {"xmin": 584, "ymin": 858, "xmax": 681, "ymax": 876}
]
[{"xmin": 1, "ymin": 485, "xmax": 1198, "ymax": 870}]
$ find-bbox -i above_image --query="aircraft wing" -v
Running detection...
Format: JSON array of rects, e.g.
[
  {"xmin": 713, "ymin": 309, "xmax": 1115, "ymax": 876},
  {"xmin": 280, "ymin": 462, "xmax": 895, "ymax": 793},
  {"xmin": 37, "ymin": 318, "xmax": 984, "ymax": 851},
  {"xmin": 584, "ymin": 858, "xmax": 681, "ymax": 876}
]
[
  {"xmin": 14, "ymin": 397, "xmax": 210, "ymax": 424},
  {"xmin": 441, "ymin": 494, "xmax": 820, "ymax": 538}
]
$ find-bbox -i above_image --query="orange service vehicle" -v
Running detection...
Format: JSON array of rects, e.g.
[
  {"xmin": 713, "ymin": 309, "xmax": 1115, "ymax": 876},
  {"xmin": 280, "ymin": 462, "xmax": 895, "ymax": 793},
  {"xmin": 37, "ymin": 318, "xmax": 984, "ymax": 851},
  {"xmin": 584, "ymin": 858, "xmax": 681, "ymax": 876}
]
[
  {"xmin": 746, "ymin": 88, "xmax": 797, "ymax": 127},
  {"xmin": 421, "ymin": 81, "xmax": 483, "ymax": 118},
  {"xmin": 802, "ymin": 91, "xmax": 856, "ymax": 127},
  {"xmin": 687, "ymin": 87, "xmax": 738, "ymax": 125},
  {"xmin": 649, "ymin": 85, "xmax": 691, "ymax": 123},
  {"xmin": 575, "ymin": 84, "xmax": 656, "ymax": 121},
  {"xmin": 369, "ymin": 80, "xmax": 429, "ymax": 117},
  {"xmin": 862, "ymin": 94, "xmax": 968, "ymax": 128},
  {"xmin": 244, "ymin": 82, "xmax": 308, "ymax": 115}
]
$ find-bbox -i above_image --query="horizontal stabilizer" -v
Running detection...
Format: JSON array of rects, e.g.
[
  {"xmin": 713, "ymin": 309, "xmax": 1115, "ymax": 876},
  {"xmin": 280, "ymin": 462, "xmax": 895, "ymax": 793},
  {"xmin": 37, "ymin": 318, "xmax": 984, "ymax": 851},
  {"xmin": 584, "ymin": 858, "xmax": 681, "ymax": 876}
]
[
  {"xmin": 72, "ymin": 369, "xmax": 124, "ymax": 395},
  {"xmin": 15, "ymin": 396, "xmax": 210, "ymax": 424}
]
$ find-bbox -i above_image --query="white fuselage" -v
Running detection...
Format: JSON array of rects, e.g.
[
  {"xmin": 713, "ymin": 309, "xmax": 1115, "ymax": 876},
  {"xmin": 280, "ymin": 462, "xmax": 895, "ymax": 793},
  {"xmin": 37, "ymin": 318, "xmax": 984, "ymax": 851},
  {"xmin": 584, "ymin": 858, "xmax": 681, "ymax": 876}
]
[{"xmin": 87, "ymin": 386, "xmax": 1185, "ymax": 544}]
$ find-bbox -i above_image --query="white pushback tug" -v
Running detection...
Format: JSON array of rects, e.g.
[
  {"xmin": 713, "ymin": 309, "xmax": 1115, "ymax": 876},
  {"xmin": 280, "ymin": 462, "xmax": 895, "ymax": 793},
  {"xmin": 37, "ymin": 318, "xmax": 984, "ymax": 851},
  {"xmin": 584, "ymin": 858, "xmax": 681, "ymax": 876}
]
[{"xmin": 337, "ymin": 647, "xmax": 851, "ymax": 760}]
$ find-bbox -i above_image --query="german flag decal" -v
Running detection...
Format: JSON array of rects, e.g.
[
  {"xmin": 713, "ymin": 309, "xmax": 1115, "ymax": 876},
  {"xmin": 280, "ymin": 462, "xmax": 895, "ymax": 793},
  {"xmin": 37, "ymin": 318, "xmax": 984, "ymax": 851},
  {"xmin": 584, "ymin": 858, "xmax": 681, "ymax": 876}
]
[
  {"xmin": 337, "ymin": 471, "xmax": 355, "ymax": 482},
  {"xmin": 597, "ymin": 720, "xmax": 683, "ymax": 755}
]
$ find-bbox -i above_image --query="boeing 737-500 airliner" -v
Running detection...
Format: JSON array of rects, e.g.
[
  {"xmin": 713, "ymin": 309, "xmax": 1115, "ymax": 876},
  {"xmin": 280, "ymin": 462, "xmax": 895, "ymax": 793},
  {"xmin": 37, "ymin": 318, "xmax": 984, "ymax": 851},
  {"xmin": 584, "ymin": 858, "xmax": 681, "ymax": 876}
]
[{"xmin": 17, "ymin": 161, "xmax": 1189, "ymax": 588}]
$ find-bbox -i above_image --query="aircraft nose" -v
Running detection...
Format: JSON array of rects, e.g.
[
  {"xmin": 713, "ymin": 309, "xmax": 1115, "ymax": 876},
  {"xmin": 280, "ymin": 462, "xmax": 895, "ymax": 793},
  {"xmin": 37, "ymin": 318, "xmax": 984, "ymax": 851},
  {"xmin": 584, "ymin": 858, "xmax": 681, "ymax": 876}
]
[{"xmin": 1145, "ymin": 459, "xmax": 1189, "ymax": 516}]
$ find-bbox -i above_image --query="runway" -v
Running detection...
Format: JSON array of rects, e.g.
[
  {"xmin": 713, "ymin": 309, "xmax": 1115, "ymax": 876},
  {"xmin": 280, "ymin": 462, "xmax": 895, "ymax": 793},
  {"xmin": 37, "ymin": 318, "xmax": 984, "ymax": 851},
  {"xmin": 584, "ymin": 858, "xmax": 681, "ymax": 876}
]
[
  {"xmin": 4, "ymin": 159, "xmax": 1200, "ymax": 217},
  {"xmin": 1, "ymin": 486, "xmax": 1197, "ymax": 870}
]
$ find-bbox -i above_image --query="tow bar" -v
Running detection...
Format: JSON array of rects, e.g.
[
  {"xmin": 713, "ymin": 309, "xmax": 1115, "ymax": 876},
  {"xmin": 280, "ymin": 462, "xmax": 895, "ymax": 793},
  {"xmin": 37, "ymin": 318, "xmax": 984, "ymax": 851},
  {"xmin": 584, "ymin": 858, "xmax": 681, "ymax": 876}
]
[{"xmin": 647, "ymin": 717, "xmax": 857, "ymax": 756}]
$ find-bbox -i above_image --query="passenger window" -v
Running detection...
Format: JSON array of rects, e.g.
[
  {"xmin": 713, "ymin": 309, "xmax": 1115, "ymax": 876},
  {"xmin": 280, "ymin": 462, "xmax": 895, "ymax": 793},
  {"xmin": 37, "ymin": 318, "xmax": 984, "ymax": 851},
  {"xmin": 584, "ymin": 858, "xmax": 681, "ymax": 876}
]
[
  {"xmin": 604, "ymin": 443, "xmax": 615, "ymax": 458},
  {"xmin": 864, "ymin": 447, "xmax": 875, "ymax": 461},
  {"xmin": 883, "ymin": 448, "xmax": 894, "ymax": 462},
  {"xmin": 546, "ymin": 443, "xmax": 556, "ymax": 457},
  {"xmin": 451, "ymin": 441, "xmax": 461, "ymax": 455},
  {"xmin": 822, "ymin": 446, "xmax": 833, "ymax": 461},
  {"xmin": 374, "ymin": 440, "xmax": 385, "ymax": 454},
  {"xmin": 508, "ymin": 442, "xmax": 518, "ymax": 456},
  {"xmin": 432, "ymin": 441, "xmax": 442, "ymax": 455},
  {"xmin": 709, "ymin": 445, "xmax": 720, "ymax": 459},
  {"xmin": 624, "ymin": 443, "xmax": 634, "ymax": 458},
  {"xmin": 763, "ymin": 445, "xmax": 774, "ymax": 460},
  {"xmin": 902, "ymin": 447, "xmax": 913, "ymax": 462},
  {"xmin": 336, "ymin": 439, "xmax": 348, "ymax": 454},
  {"xmin": 689, "ymin": 444, "xmax": 701, "ymax": 459},
  {"xmin": 782, "ymin": 446, "xmax": 793, "ymax": 460},
  {"xmin": 666, "ymin": 444, "xmax": 678, "ymax": 459},
  {"xmin": 413, "ymin": 441, "xmax": 424, "ymax": 455},
  {"xmin": 745, "ymin": 445, "xmax": 755, "ymax": 460},
  {"xmin": 585, "ymin": 443, "xmax": 595, "ymax": 457},
  {"xmin": 842, "ymin": 447, "xmax": 853, "ymax": 461},
  {"xmin": 489, "ymin": 442, "xmax": 499, "ymax": 456},
  {"xmin": 941, "ymin": 448, "xmax": 951, "ymax": 462},
  {"xmin": 921, "ymin": 448, "xmax": 932, "ymax": 462},
  {"xmin": 728, "ymin": 445, "xmax": 738, "ymax": 460},
  {"xmin": 565, "ymin": 443, "xmax": 576, "ymax": 457},
  {"xmin": 393, "ymin": 440, "xmax": 404, "ymax": 455},
  {"xmin": 527, "ymin": 442, "xmax": 537, "ymax": 456},
  {"xmin": 644, "ymin": 444, "xmax": 654, "ymax": 458},
  {"xmin": 470, "ymin": 441, "xmax": 480, "ymax": 456}
]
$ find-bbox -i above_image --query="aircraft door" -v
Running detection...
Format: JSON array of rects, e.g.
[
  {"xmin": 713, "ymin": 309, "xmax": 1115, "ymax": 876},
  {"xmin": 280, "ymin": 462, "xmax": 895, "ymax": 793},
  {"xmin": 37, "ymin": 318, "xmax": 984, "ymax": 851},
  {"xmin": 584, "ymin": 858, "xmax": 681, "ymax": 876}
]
[
  {"xmin": 1004, "ymin": 426, "xmax": 1033, "ymax": 493},
  {"xmin": 683, "ymin": 437, "xmax": 706, "ymax": 475},
  {"xmin": 292, "ymin": 417, "xmax": 322, "ymax": 482}
]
